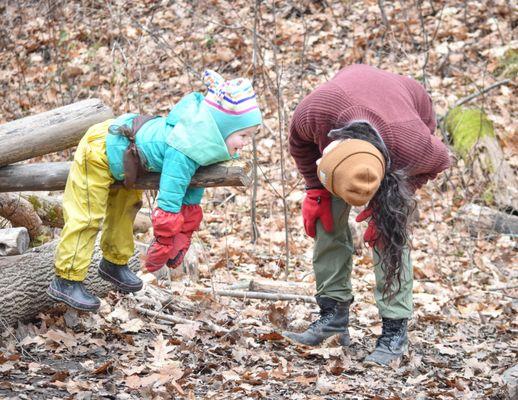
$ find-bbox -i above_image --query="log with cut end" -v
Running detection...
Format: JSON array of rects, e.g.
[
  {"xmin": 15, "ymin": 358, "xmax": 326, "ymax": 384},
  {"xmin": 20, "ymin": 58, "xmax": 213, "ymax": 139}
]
[
  {"xmin": 0, "ymin": 159, "xmax": 252, "ymax": 192},
  {"xmin": 0, "ymin": 99, "xmax": 113, "ymax": 167},
  {"xmin": 0, "ymin": 240, "xmax": 141, "ymax": 327},
  {"xmin": 0, "ymin": 227, "xmax": 30, "ymax": 256},
  {"xmin": 458, "ymin": 203, "xmax": 518, "ymax": 236}
]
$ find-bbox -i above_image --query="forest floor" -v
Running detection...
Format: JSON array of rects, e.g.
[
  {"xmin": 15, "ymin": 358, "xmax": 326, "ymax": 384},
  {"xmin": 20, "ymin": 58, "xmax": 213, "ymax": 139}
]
[{"xmin": 0, "ymin": 1, "xmax": 516, "ymax": 399}]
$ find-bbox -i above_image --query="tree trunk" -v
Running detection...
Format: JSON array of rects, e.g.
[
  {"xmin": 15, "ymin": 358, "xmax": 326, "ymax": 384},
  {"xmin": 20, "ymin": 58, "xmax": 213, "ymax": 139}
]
[
  {"xmin": 458, "ymin": 203, "xmax": 518, "ymax": 236},
  {"xmin": 0, "ymin": 159, "xmax": 252, "ymax": 192},
  {"xmin": 0, "ymin": 99, "xmax": 113, "ymax": 167},
  {"xmin": 0, "ymin": 240, "xmax": 141, "ymax": 327},
  {"xmin": 0, "ymin": 227, "xmax": 30, "ymax": 256},
  {"xmin": 0, "ymin": 193, "xmax": 44, "ymax": 239}
]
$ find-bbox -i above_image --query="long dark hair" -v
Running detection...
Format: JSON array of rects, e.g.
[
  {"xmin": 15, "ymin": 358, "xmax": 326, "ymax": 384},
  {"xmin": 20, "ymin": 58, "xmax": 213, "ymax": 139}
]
[{"xmin": 328, "ymin": 122, "xmax": 415, "ymax": 300}]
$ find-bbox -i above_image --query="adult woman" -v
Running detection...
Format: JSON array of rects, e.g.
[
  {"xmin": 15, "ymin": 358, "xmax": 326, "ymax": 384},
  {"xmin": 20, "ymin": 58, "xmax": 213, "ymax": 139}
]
[{"xmin": 284, "ymin": 64, "xmax": 450, "ymax": 366}]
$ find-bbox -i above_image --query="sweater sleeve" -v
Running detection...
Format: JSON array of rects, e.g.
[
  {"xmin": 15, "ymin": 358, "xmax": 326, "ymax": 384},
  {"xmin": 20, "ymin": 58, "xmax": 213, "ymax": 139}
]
[
  {"xmin": 288, "ymin": 112, "xmax": 323, "ymax": 188},
  {"xmin": 182, "ymin": 187, "xmax": 205, "ymax": 205},
  {"xmin": 288, "ymin": 84, "xmax": 349, "ymax": 188},
  {"xmin": 157, "ymin": 146, "xmax": 199, "ymax": 213}
]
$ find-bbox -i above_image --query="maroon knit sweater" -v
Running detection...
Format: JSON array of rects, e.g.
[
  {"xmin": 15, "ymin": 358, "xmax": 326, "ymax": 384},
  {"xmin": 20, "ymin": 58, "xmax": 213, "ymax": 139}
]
[{"xmin": 289, "ymin": 64, "xmax": 451, "ymax": 190}]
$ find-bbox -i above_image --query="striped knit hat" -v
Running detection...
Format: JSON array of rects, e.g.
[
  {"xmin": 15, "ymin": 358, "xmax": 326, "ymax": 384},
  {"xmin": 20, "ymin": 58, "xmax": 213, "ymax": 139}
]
[{"xmin": 203, "ymin": 70, "xmax": 262, "ymax": 139}]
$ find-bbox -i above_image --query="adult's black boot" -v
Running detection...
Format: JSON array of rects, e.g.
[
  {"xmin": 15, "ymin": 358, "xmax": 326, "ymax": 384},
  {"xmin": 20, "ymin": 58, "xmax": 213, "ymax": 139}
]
[
  {"xmin": 364, "ymin": 318, "xmax": 408, "ymax": 366},
  {"xmin": 98, "ymin": 258, "xmax": 143, "ymax": 293},
  {"xmin": 282, "ymin": 296, "xmax": 353, "ymax": 347},
  {"xmin": 47, "ymin": 276, "xmax": 101, "ymax": 312}
]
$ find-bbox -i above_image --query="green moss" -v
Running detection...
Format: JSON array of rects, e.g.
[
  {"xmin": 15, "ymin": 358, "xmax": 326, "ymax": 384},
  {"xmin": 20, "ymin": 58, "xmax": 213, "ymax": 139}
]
[
  {"xmin": 445, "ymin": 106, "xmax": 495, "ymax": 160},
  {"xmin": 494, "ymin": 48, "xmax": 518, "ymax": 79},
  {"xmin": 483, "ymin": 187, "xmax": 495, "ymax": 206},
  {"xmin": 46, "ymin": 208, "xmax": 59, "ymax": 224},
  {"xmin": 26, "ymin": 195, "xmax": 42, "ymax": 211}
]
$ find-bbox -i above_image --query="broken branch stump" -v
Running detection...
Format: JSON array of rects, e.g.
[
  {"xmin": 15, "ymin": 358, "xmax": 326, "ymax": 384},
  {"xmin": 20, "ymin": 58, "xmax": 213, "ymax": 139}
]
[
  {"xmin": 0, "ymin": 227, "xmax": 30, "ymax": 256},
  {"xmin": 0, "ymin": 193, "xmax": 44, "ymax": 239},
  {"xmin": 0, "ymin": 159, "xmax": 252, "ymax": 192},
  {"xmin": 0, "ymin": 99, "xmax": 113, "ymax": 167}
]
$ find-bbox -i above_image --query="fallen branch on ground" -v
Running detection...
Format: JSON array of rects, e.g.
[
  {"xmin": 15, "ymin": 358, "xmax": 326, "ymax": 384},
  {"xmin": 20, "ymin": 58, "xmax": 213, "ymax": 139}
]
[{"xmin": 135, "ymin": 305, "xmax": 230, "ymax": 334}]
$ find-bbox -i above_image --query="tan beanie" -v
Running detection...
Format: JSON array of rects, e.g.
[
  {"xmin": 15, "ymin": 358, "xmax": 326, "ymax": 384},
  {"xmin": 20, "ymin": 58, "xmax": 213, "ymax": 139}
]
[{"xmin": 317, "ymin": 139, "xmax": 386, "ymax": 206}]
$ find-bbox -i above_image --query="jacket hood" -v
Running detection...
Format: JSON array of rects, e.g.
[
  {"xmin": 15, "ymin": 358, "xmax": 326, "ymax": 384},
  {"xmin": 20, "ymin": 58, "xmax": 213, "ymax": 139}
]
[{"xmin": 165, "ymin": 92, "xmax": 232, "ymax": 166}]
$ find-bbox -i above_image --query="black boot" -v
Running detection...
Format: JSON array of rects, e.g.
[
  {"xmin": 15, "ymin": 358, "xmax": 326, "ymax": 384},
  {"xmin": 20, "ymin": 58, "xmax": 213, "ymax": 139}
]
[
  {"xmin": 364, "ymin": 318, "xmax": 408, "ymax": 366},
  {"xmin": 98, "ymin": 258, "xmax": 143, "ymax": 293},
  {"xmin": 282, "ymin": 297, "xmax": 353, "ymax": 346},
  {"xmin": 47, "ymin": 276, "xmax": 101, "ymax": 312}
]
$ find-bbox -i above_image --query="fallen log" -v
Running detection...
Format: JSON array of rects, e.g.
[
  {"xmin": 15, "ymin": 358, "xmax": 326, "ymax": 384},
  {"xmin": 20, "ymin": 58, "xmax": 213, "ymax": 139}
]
[
  {"xmin": 21, "ymin": 193, "xmax": 64, "ymax": 228},
  {"xmin": 0, "ymin": 159, "xmax": 252, "ymax": 192},
  {"xmin": 0, "ymin": 99, "xmax": 113, "ymax": 167},
  {"xmin": 0, "ymin": 227, "xmax": 30, "ymax": 256},
  {"xmin": 0, "ymin": 240, "xmax": 141, "ymax": 327},
  {"xmin": 458, "ymin": 203, "xmax": 518, "ymax": 236}
]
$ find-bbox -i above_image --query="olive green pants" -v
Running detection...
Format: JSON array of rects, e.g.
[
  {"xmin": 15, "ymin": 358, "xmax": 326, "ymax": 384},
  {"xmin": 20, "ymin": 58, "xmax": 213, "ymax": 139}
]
[{"xmin": 313, "ymin": 196, "xmax": 413, "ymax": 319}]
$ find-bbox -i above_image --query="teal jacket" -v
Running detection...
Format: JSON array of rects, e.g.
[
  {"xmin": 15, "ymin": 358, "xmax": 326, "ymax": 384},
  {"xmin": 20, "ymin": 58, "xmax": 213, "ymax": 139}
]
[{"xmin": 106, "ymin": 93, "xmax": 232, "ymax": 213}]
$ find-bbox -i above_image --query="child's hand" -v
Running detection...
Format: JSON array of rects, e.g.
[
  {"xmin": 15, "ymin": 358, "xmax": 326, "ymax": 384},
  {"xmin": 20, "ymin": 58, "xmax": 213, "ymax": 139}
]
[{"xmin": 166, "ymin": 233, "xmax": 190, "ymax": 268}]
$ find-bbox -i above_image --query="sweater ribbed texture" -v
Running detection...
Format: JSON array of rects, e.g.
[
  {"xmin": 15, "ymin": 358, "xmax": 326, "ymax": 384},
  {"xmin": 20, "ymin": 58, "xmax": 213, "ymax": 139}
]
[{"xmin": 289, "ymin": 64, "xmax": 451, "ymax": 189}]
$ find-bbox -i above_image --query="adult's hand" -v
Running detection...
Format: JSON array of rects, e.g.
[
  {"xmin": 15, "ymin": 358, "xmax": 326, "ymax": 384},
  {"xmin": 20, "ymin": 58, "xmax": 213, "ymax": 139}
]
[
  {"xmin": 356, "ymin": 208, "xmax": 379, "ymax": 248},
  {"xmin": 302, "ymin": 188, "xmax": 333, "ymax": 238}
]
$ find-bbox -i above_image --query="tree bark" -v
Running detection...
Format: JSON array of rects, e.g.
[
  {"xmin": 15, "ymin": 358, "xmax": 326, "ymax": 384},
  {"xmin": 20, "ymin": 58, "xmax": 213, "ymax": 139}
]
[
  {"xmin": 0, "ymin": 193, "xmax": 44, "ymax": 239},
  {"xmin": 0, "ymin": 227, "xmax": 30, "ymax": 256},
  {"xmin": 21, "ymin": 193, "xmax": 64, "ymax": 228},
  {"xmin": 0, "ymin": 159, "xmax": 252, "ymax": 192},
  {"xmin": 0, "ymin": 99, "xmax": 113, "ymax": 167},
  {"xmin": 0, "ymin": 240, "xmax": 141, "ymax": 327},
  {"xmin": 458, "ymin": 203, "xmax": 518, "ymax": 236}
]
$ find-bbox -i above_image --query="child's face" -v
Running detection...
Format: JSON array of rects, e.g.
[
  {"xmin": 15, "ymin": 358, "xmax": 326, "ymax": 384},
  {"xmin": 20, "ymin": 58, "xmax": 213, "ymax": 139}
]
[{"xmin": 225, "ymin": 126, "xmax": 258, "ymax": 156}]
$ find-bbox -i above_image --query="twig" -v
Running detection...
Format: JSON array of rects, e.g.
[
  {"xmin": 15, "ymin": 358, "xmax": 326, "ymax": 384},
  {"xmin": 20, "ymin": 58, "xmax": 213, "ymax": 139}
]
[
  {"xmin": 270, "ymin": 0, "xmax": 291, "ymax": 279},
  {"xmin": 250, "ymin": 0, "xmax": 260, "ymax": 244},
  {"xmin": 487, "ymin": 284, "xmax": 518, "ymax": 291},
  {"xmin": 437, "ymin": 79, "xmax": 511, "ymax": 136},
  {"xmin": 192, "ymin": 287, "xmax": 316, "ymax": 303},
  {"xmin": 378, "ymin": 0, "xmax": 390, "ymax": 28},
  {"xmin": 452, "ymin": 79, "xmax": 512, "ymax": 110},
  {"xmin": 417, "ymin": 0, "xmax": 430, "ymax": 88},
  {"xmin": 135, "ymin": 305, "xmax": 230, "ymax": 333}
]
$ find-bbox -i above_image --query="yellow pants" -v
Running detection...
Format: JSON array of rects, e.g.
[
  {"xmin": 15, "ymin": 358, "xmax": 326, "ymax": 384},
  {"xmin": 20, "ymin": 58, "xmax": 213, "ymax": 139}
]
[{"xmin": 55, "ymin": 120, "xmax": 143, "ymax": 281}]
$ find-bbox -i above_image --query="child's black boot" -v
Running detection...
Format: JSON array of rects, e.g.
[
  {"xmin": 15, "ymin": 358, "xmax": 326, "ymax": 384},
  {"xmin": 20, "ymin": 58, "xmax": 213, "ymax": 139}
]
[
  {"xmin": 283, "ymin": 296, "xmax": 352, "ymax": 346},
  {"xmin": 47, "ymin": 276, "xmax": 101, "ymax": 312},
  {"xmin": 364, "ymin": 318, "xmax": 408, "ymax": 366},
  {"xmin": 98, "ymin": 258, "xmax": 143, "ymax": 293}
]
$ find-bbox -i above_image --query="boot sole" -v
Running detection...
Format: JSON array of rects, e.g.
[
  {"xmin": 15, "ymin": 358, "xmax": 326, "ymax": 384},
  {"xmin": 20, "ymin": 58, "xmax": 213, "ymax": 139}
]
[
  {"xmin": 98, "ymin": 268, "xmax": 143, "ymax": 293},
  {"xmin": 363, "ymin": 343, "xmax": 409, "ymax": 367},
  {"xmin": 46, "ymin": 286, "xmax": 100, "ymax": 312}
]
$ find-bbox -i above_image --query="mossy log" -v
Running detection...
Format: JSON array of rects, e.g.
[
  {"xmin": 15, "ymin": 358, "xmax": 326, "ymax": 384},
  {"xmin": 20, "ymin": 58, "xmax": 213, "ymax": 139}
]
[
  {"xmin": 446, "ymin": 107, "xmax": 517, "ymax": 211},
  {"xmin": 0, "ymin": 240, "xmax": 141, "ymax": 327}
]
